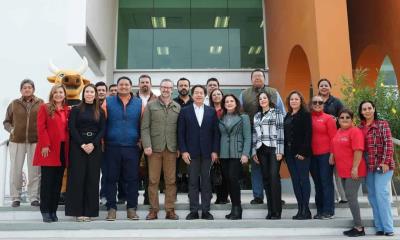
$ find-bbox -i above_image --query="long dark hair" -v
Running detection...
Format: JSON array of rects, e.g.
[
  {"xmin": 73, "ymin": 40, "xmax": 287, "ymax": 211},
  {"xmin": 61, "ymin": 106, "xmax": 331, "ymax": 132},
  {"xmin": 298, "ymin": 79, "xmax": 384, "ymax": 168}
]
[
  {"xmin": 221, "ymin": 94, "xmax": 241, "ymax": 117},
  {"xmin": 209, "ymin": 88, "xmax": 224, "ymax": 108},
  {"xmin": 78, "ymin": 84, "xmax": 100, "ymax": 121},
  {"xmin": 286, "ymin": 90, "xmax": 307, "ymax": 113},
  {"xmin": 256, "ymin": 91, "xmax": 276, "ymax": 112},
  {"xmin": 358, "ymin": 100, "xmax": 378, "ymax": 121}
]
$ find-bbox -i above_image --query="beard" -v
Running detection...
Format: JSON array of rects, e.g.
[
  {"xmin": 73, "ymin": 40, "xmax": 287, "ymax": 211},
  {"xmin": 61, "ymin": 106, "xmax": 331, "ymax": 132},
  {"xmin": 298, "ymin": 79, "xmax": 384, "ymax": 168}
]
[
  {"xmin": 140, "ymin": 86, "xmax": 149, "ymax": 92},
  {"xmin": 178, "ymin": 89, "xmax": 188, "ymax": 96}
]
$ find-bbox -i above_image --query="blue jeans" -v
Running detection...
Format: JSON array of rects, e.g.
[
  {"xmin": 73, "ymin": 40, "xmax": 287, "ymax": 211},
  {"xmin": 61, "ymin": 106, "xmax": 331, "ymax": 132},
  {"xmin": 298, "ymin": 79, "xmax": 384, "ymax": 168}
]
[
  {"xmin": 366, "ymin": 170, "xmax": 394, "ymax": 233},
  {"xmin": 105, "ymin": 145, "xmax": 139, "ymax": 210},
  {"xmin": 286, "ymin": 152, "xmax": 311, "ymax": 208},
  {"xmin": 310, "ymin": 153, "xmax": 334, "ymax": 215},
  {"xmin": 251, "ymin": 159, "xmax": 264, "ymax": 199}
]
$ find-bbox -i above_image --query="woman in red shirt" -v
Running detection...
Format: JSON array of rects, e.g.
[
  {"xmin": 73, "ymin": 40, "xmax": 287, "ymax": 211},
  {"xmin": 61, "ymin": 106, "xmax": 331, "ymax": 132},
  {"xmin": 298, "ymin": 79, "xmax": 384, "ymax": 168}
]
[
  {"xmin": 33, "ymin": 84, "xmax": 70, "ymax": 223},
  {"xmin": 331, "ymin": 109, "xmax": 366, "ymax": 237},
  {"xmin": 310, "ymin": 95, "xmax": 337, "ymax": 220},
  {"xmin": 358, "ymin": 100, "xmax": 395, "ymax": 236}
]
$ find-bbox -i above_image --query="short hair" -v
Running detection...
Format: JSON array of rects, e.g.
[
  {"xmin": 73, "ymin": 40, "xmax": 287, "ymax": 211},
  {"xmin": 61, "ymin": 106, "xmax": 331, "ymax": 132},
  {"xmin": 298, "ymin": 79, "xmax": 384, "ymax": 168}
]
[
  {"xmin": 318, "ymin": 78, "xmax": 332, "ymax": 88},
  {"xmin": 286, "ymin": 90, "xmax": 308, "ymax": 113},
  {"xmin": 221, "ymin": 94, "xmax": 241, "ymax": 116},
  {"xmin": 160, "ymin": 78, "xmax": 174, "ymax": 87},
  {"xmin": 138, "ymin": 74, "xmax": 151, "ymax": 83},
  {"xmin": 109, "ymin": 83, "xmax": 117, "ymax": 89},
  {"xmin": 251, "ymin": 69, "xmax": 266, "ymax": 80},
  {"xmin": 339, "ymin": 108, "xmax": 354, "ymax": 119},
  {"xmin": 20, "ymin": 79, "xmax": 35, "ymax": 90},
  {"xmin": 177, "ymin": 77, "xmax": 191, "ymax": 87},
  {"xmin": 95, "ymin": 81, "xmax": 108, "ymax": 90},
  {"xmin": 358, "ymin": 100, "xmax": 378, "ymax": 121},
  {"xmin": 256, "ymin": 91, "xmax": 276, "ymax": 112},
  {"xmin": 206, "ymin": 77, "xmax": 220, "ymax": 87},
  {"xmin": 191, "ymin": 84, "xmax": 207, "ymax": 96},
  {"xmin": 117, "ymin": 76, "xmax": 132, "ymax": 85}
]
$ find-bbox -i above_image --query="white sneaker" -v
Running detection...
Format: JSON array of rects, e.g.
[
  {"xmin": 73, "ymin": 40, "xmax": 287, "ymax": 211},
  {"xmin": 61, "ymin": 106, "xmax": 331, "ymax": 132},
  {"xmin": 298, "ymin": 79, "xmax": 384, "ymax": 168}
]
[{"xmin": 100, "ymin": 197, "xmax": 107, "ymax": 205}]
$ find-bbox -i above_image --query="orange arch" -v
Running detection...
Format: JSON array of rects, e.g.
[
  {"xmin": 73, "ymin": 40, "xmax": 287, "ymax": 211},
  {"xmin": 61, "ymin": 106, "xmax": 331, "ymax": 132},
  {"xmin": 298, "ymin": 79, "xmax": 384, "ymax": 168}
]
[
  {"xmin": 284, "ymin": 45, "xmax": 312, "ymax": 101},
  {"xmin": 354, "ymin": 45, "xmax": 386, "ymax": 87}
]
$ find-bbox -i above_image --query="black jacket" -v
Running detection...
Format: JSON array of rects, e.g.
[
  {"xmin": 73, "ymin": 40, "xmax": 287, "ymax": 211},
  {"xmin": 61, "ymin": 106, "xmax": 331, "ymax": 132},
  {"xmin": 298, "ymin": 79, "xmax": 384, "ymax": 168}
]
[
  {"xmin": 323, "ymin": 95, "xmax": 343, "ymax": 118},
  {"xmin": 284, "ymin": 108, "xmax": 312, "ymax": 157}
]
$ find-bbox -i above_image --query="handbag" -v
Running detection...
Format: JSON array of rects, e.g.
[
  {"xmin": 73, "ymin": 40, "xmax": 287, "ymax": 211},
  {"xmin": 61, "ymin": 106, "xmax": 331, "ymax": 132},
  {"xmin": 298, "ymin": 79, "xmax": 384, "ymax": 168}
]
[{"xmin": 210, "ymin": 162, "xmax": 223, "ymax": 186}]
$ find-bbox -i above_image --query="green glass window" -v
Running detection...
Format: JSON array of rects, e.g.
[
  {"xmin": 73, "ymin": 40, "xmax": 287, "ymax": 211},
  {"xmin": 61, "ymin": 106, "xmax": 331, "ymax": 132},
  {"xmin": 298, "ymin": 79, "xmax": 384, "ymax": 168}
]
[{"xmin": 117, "ymin": 0, "xmax": 265, "ymax": 69}]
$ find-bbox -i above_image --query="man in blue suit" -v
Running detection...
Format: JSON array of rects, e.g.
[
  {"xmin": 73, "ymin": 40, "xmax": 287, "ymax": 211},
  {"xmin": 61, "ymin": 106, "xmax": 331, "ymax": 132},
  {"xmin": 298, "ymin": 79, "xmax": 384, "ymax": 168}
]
[{"xmin": 178, "ymin": 85, "xmax": 220, "ymax": 220}]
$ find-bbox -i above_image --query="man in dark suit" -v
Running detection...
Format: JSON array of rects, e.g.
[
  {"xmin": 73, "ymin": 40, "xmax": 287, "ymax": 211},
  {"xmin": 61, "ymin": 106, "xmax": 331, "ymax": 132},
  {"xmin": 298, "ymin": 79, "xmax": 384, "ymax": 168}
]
[{"xmin": 178, "ymin": 85, "xmax": 220, "ymax": 220}]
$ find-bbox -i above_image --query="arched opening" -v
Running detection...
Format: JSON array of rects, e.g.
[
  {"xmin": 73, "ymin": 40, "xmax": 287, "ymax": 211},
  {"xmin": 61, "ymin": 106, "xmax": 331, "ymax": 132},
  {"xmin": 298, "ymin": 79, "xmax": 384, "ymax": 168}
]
[
  {"xmin": 285, "ymin": 45, "xmax": 312, "ymax": 101},
  {"xmin": 354, "ymin": 45, "xmax": 386, "ymax": 87},
  {"xmin": 379, "ymin": 55, "xmax": 398, "ymax": 87}
]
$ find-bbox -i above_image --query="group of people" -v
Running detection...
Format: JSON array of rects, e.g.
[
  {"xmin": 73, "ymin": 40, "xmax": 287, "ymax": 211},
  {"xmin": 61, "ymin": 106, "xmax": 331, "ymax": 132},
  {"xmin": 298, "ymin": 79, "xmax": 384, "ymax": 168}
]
[{"xmin": 3, "ymin": 69, "xmax": 395, "ymax": 237}]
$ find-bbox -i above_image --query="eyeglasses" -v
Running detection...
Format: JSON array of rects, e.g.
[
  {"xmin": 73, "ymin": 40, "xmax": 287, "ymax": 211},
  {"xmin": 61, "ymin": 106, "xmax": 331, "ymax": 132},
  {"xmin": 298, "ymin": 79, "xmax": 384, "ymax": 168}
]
[
  {"xmin": 339, "ymin": 116, "xmax": 351, "ymax": 120},
  {"xmin": 160, "ymin": 86, "xmax": 173, "ymax": 90},
  {"xmin": 312, "ymin": 101, "xmax": 324, "ymax": 105}
]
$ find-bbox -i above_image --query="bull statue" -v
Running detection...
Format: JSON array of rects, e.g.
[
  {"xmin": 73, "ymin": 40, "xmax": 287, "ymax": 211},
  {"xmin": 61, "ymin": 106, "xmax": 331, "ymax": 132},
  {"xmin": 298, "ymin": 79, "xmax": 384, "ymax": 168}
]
[{"xmin": 47, "ymin": 57, "xmax": 90, "ymax": 101}]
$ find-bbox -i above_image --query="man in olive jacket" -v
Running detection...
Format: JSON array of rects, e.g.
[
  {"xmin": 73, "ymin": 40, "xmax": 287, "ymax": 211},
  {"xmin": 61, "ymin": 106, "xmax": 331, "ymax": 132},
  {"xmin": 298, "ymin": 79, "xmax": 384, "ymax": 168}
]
[
  {"xmin": 3, "ymin": 79, "xmax": 43, "ymax": 207},
  {"xmin": 141, "ymin": 79, "xmax": 181, "ymax": 220}
]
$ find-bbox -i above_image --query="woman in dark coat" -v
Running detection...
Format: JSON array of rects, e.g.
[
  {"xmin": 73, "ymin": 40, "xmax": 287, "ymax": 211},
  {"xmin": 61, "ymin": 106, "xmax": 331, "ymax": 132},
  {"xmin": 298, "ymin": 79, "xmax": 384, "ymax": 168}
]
[{"xmin": 66, "ymin": 84, "xmax": 106, "ymax": 221}]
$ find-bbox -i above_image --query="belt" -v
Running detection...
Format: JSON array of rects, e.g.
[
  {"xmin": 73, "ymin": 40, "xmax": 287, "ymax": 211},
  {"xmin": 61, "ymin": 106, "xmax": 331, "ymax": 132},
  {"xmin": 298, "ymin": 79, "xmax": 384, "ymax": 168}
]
[{"xmin": 81, "ymin": 131, "xmax": 96, "ymax": 137}]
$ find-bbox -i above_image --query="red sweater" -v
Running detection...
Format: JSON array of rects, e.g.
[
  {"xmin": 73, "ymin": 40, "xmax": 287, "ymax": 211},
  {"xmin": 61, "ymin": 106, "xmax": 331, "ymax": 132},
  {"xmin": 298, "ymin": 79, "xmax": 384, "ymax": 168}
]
[{"xmin": 311, "ymin": 111, "xmax": 337, "ymax": 155}]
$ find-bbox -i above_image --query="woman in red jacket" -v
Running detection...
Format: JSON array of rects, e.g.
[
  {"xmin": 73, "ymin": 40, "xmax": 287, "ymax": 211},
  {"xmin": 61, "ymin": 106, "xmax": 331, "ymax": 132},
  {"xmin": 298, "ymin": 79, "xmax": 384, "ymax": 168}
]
[
  {"xmin": 33, "ymin": 84, "xmax": 70, "ymax": 223},
  {"xmin": 331, "ymin": 109, "xmax": 366, "ymax": 237},
  {"xmin": 309, "ymin": 95, "xmax": 337, "ymax": 220}
]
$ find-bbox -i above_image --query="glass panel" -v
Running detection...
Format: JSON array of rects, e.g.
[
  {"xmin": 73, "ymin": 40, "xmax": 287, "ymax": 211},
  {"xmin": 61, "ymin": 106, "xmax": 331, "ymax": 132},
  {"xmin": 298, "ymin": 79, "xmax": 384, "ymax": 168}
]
[{"xmin": 117, "ymin": 0, "xmax": 265, "ymax": 69}]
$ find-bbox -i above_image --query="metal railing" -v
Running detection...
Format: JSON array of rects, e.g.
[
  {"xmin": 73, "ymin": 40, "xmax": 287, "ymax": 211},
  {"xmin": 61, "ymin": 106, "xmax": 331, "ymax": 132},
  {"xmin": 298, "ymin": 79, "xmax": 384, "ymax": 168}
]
[
  {"xmin": 392, "ymin": 137, "xmax": 400, "ymax": 215},
  {"xmin": 0, "ymin": 140, "xmax": 9, "ymax": 207}
]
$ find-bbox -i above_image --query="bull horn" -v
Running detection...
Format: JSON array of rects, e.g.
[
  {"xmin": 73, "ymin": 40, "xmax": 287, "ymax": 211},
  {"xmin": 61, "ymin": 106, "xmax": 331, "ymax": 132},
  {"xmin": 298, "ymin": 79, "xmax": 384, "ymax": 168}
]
[
  {"xmin": 48, "ymin": 59, "xmax": 60, "ymax": 74},
  {"xmin": 77, "ymin": 57, "xmax": 88, "ymax": 75}
]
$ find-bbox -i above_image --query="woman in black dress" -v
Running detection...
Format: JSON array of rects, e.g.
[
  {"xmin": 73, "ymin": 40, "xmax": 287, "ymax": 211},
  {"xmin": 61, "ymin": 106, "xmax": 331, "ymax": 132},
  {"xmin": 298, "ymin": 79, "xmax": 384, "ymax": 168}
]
[{"xmin": 66, "ymin": 84, "xmax": 106, "ymax": 221}]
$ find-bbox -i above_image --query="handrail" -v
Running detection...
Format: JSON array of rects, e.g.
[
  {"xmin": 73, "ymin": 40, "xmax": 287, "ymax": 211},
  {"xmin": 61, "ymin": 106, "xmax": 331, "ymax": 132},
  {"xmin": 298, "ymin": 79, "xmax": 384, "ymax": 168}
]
[
  {"xmin": 392, "ymin": 137, "xmax": 400, "ymax": 215},
  {"xmin": 0, "ymin": 139, "xmax": 9, "ymax": 206}
]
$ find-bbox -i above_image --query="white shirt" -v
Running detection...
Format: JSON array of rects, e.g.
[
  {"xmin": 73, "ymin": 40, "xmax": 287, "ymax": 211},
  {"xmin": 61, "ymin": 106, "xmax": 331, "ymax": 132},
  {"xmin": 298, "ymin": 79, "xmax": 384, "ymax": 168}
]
[
  {"xmin": 193, "ymin": 103, "xmax": 204, "ymax": 127},
  {"xmin": 204, "ymin": 95, "xmax": 210, "ymax": 106},
  {"xmin": 139, "ymin": 94, "xmax": 149, "ymax": 107}
]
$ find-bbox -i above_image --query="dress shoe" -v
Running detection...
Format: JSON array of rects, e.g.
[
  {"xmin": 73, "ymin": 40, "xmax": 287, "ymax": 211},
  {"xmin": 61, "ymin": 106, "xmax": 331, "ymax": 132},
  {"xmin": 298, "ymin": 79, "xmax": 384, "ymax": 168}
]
[
  {"xmin": 375, "ymin": 231, "xmax": 384, "ymax": 236},
  {"xmin": 343, "ymin": 227, "xmax": 365, "ymax": 237},
  {"xmin": 127, "ymin": 208, "xmax": 139, "ymax": 220},
  {"xmin": 30, "ymin": 200, "xmax": 40, "ymax": 207},
  {"xmin": 11, "ymin": 201, "xmax": 20, "ymax": 207},
  {"xmin": 186, "ymin": 212, "xmax": 199, "ymax": 220},
  {"xmin": 385, "ymin": 232, "xmax": 394, "ymax": 236},
  {"xmin": 106, "ymin": 208, "xmax": 116, "ymax": 221},
  {"xmin": 296, "ymin": 207, "xmax": 311, "ymax": 220},
  {"xmin": 215, "ymin": 198, "xmax": 230, "ymax": 204},
  {"xmin": 338, "ymin": 200, "xmax": 348, "ymax": 204},
  {"xmin": 265, "ymin": 214, "xmax": 272, "ymax": 219},
  {"xmin": 41, "ymin": 213, "xmax": 52, "ymax": 223},
  {"xmin": 270, "ymin": 214, "xmax": 281, "ymax": 220},
  {"xmin": 146, "ymin": 210, "xmax": 158, "ymax": 220},
  {"xmin": 292, "ymin": 206, "xmax": 302, "ymax": 220},
  {"xmin": 166, "ymin": 210, "xmax": 179, "ymax": 220},
  {"xmin": 250, "ymin": 197, "xmax": 263, "ymax": 204},
  {"xmin": 50, "ymin": 212, "xmax": 58, "ymax": 222},
  {"xmin": 201, "ymin": 211, "xmax": 214, "ymax": 220}
]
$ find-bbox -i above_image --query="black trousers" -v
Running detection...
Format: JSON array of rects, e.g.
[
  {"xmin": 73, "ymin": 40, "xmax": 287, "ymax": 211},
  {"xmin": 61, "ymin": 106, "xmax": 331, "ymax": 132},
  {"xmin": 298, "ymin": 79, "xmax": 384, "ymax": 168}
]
[
  {"xmin": 220, "ymin": 158, "xmax": 242, "ymax": 206},
  {"xmin": 65, "ymin": 141, "xmax": 102, "ymax": 217},
  {"xmin": 215, "ymin": 162, "xmax": 229, "ymax": 201},
  {"xmin": 40, "ymin": 143, "xmax": 65, "ymax": 214},
  {"xmin": 257, "ymin": 145, "xmax": 282, "ymax": 216},
  {"xmin": 188, "ymin": 156, "xmax": 212, "ymax": 212}
]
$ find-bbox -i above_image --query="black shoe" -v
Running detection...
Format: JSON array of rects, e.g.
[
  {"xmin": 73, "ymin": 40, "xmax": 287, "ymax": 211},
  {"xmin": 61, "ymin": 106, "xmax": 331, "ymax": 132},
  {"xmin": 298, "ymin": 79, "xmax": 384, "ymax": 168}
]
[
  {"xmin": 201, "ymin": 211, "xmax": 214, "ymax": 220},
  {"xmin": 375, "ymin": 231, "xmax": 384, "ymax": 236},
  {"xmin": 385, "ymin": 232, "xmax": 394, "ymax": 236},
  {"xmin": 250, "ymin": 197, "xmax": 263, "ymax": 204},
  {"xmin": 50, "ymin": 212, "xmax": 58, "ymax": 222},
  {"xmin": 265, "ymin": 214, "xmax": 272, "ymax": 219},
  {"xmin": 270, "ymin": 214, "xmax": 281, "ymax": 220},
  {"xmin": 215, "ymin": 198, "xmax": 229, "ymax": 204},
  {"xmin": 229, "ymin": 206, "xmax": 242, "ymax": 220},
  {"xmin": 30, "ymin": 200, "xmax": 40, "ymax": 207},
  {"xmin": 292, "ymin": 206, "xmax": 302, "ymax": 220},
  {"xmin": 313, "ymin": 214, "xmax": 323, "ymax": 219},
  {"xmin": 11, "ymin": 201, "xmax": 20, "ymax": 207},
  {"xmin": 186, "ymin": 212, "xmax": 199, "ymax": 220},
  {"xmin": 41, "ymin": 213, "xmax": 52, "ymax": 223},
  {"xmin": 296, "ymin": 207, "xmax": 311, "ymax": 220},
  {"xmin": 339, "ymin": 200, "xmax": 348, "ymax": 204},
  {"xmin": 225, "ymin": 212, "xmax": 232, "ymax": 219},
  {"xmin": 58, "ymin": 193, "xmax": 66, "ymax": 205},
  {"xmin": 343, "ymin": 227, "xmax": 365, "ymax": 237}
]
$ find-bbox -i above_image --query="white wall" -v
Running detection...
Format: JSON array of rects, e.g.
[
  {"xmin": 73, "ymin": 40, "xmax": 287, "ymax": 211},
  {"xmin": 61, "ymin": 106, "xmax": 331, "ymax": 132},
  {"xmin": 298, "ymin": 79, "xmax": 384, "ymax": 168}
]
[{"xmin": 0, "ymin": 0, "xmax": 117, "ymax": 141}]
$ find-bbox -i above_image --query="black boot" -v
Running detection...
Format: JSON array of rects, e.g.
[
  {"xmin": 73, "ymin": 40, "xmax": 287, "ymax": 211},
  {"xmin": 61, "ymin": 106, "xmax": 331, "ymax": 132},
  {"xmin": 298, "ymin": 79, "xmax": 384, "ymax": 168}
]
[
  {"xmin": 41, "ymin": 213, "xmax": 52, "ymax": 223},
  {"xmin": 229, "ymin": 206, "xmax": 242, "ymax": 220},
  {"xmin": 50, "ymin": 212, "xmax": 58, "ymax": 222},
  {"xmin": 298, "ymin": 205, "xmax": 311, "ymax": 220},
  {"xmin": 292, "ymin": 205, "xmax": 302, "ymax": 219}
]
